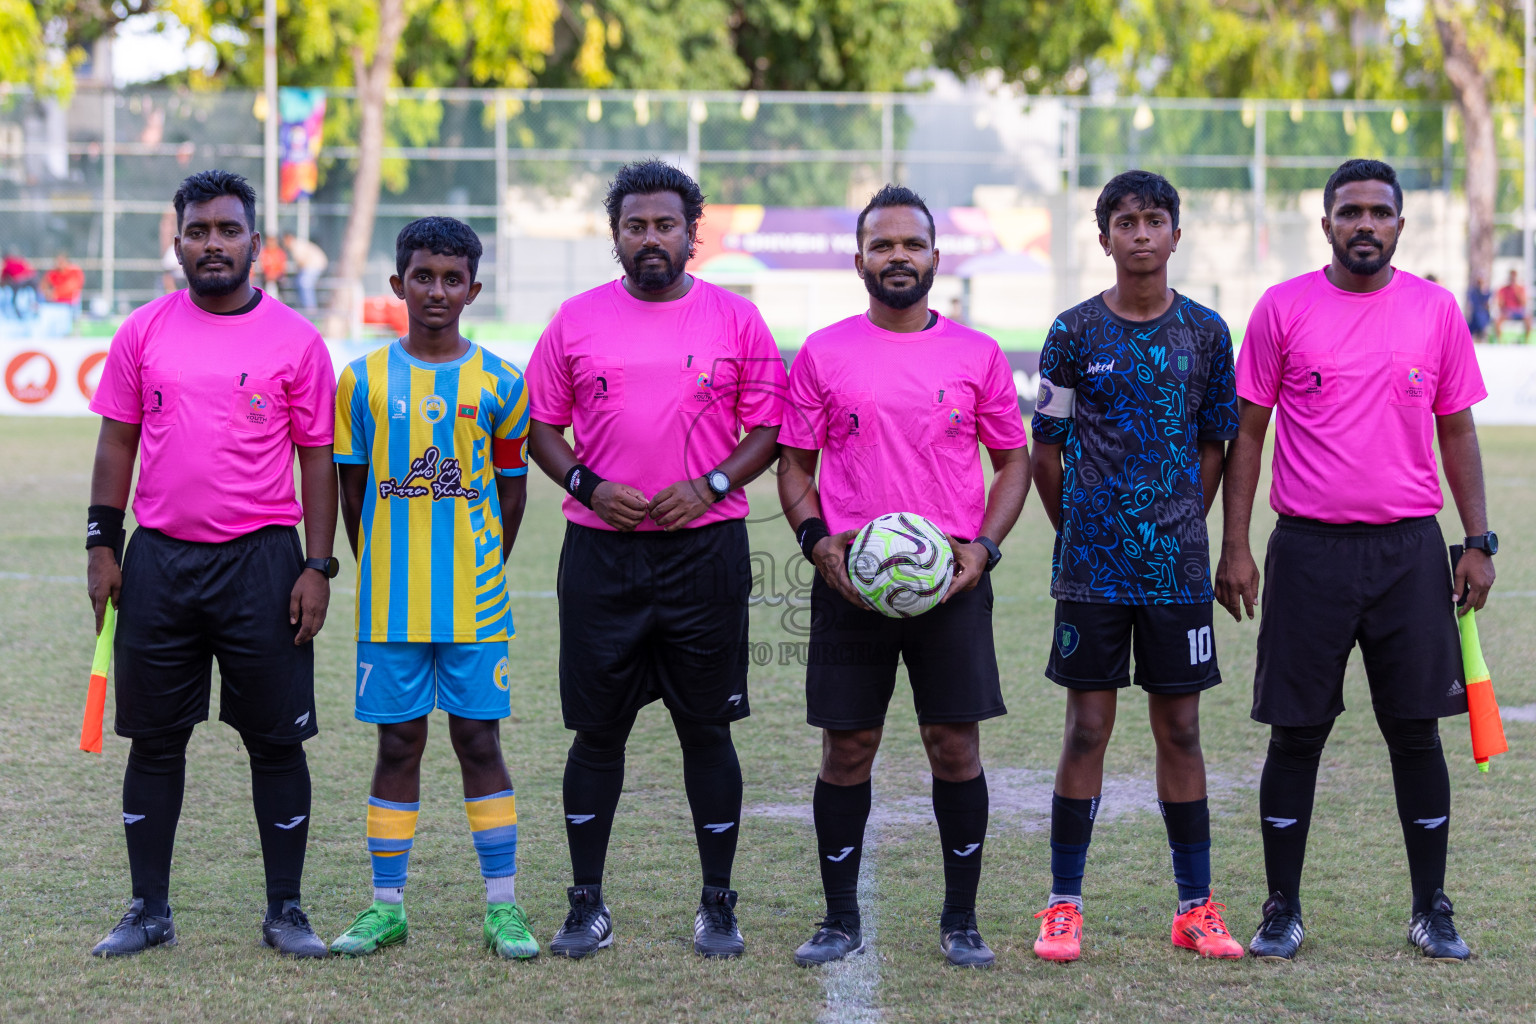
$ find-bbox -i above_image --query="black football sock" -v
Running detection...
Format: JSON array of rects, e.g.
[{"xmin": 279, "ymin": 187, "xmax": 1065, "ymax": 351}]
[
  {"xmin": 1258, "ymin": 721, "xmax": 1333, "ymax": 907},
  {"xmin": 244, "ymin": 735, "xmax": 311, "ymax": 918},
  {"xmin": 933, "ymin": 771, "xmax": 989, "ymax": 929},
  {"xmin": 1378, "ymin": 713, "xmax": 1451, "ymax": 915},
  {"xmin": 1159, "ymin": 797, "xmax": 1212, "ymax": 909},
  {"xmin": 673, "ymin": 716, "xmax": 742, "ymax": 890},
  {"xmin": 1049, "ymin": 793, "xmax": 1098, "ymax": 906},
  {"xmin": 122, "ymin": 728, "xmax": 193, "ymax": 918},
  {"xmin": 563, "ymin": 718, "xmax": 633, "ymax": 888},
  {"xmin": 814, "ymin": 777, "xmax": 871, "ymax": 930}
]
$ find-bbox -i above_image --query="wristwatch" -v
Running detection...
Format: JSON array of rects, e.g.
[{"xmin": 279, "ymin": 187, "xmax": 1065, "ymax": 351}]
[
  {"xmin": 706, "ymin": 469, "xmax": 731, "ymax": 502},
  {"xmin": 304, "ymin": 556, "xmax": 341, "ymax": 579},
  {"xmin": 975, "ymin": 536, "xmax": 1002, "ymax": 572},
  {"xmin": 1464, "ymin": 532, "xmax": 1499, "ymax": 557}
]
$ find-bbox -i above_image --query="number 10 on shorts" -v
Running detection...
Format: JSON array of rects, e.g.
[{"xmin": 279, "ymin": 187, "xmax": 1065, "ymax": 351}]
[{"xmin": 1187, "ymin": 626, "xmax": 1213, "ymax": 665}]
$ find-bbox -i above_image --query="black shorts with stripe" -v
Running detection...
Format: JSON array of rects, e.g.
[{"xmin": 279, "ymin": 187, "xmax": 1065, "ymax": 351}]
[
  {"xmin": 1252, "ymin": 515, "xmax": 1467, "ymax": 727},
  {"xmin": 556, "ymin": 519, "xmax": 751, "ymax": 732},
  {"xmin": 114, "ymin": 525, "xmax": 317, "ymax": 743}
]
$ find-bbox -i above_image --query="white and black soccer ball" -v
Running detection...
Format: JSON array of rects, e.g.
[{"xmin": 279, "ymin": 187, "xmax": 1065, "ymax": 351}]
[{"xmin": 847, "ymin": 512, "xmax": 955, "ymax": 618}]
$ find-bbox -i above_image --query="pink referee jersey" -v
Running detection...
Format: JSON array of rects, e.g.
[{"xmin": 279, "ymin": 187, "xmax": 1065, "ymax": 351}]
[
  {"xmin": 525, "ymin": 276, "xmax": 787, "ymax": 531},
  {"xmin": 780, "ymin": 312, "xmax": 1027, "ymax": 539},
  {"xmin": 1236, "ymin": 268, "xmax": 1487, "ymax": 524},
  {"xmin": 90, "ymin": 290, "xmax": 337, "ymax": 543}
]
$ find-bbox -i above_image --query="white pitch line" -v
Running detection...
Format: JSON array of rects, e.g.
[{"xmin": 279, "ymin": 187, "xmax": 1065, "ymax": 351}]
[{"xmin": 817, "ymin": 831, "xmax": 881, "ymax": 1024}]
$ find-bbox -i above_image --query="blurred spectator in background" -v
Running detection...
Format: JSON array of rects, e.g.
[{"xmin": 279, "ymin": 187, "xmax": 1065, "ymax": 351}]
[
  {"xmin": 2, "ymin": 251, "xmax": 39, "ymax": 317},
  {"xmin": 260, "ymin": 237, "xmax": 288, "ymax": 300},
  {"xmin": 42, "ymin": 252, "xmax": 85, "ymax": 308},
  {"xmin": 282, "ymin": 233, "xmax": 328, "ymax": 312},
  {"xmin": 1494, "ymin": 269, "xmax": 1529, "ymax": 344},
  {"xmin": 1467, "ymin": 273, "xmax": 1492, "ymax": 342}
]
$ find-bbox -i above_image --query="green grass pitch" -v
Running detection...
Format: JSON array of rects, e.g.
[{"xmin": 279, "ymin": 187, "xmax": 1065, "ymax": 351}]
[{"xmin": 2, "ymin": 416, "xmax": 1534, "ymax": 1023}]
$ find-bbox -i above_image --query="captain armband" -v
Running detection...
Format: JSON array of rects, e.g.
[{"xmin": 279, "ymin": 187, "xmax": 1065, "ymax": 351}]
[{"xmin": 1035, "ymin": 378, "xmax": 1076, "ymax": 419}]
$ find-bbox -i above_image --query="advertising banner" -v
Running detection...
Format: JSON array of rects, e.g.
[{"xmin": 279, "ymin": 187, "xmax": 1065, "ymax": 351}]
[{"xmin": 279, "ymin": 88, "xmax": 327, "ymax": 204}]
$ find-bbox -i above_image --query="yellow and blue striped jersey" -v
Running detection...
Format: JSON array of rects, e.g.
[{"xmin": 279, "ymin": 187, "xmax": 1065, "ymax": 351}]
[{"xmin": 334, "ymin": 342, "xmax": 530, "ymax": 643}]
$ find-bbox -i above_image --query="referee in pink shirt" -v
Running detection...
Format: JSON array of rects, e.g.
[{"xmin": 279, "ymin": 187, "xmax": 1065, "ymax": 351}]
[
  {"xmin": 779, "ymin": 185, "xmax": 1030, "ymax": 968},
  {"xmin": 1218, "ymin": 159, "xmax": 1494, "ymax": 962},
  {"xmin": 524, "ymin": 161, "xmax": 786, "ymax": 960},
  {"xmin": 84, "ymin": 171, "xmax": 339, "ymax": 958}
]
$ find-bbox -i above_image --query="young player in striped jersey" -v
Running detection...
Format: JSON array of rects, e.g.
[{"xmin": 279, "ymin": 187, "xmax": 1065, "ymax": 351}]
[{"xmin": 328, "ymin": 218, "xmax": 538, "ymax": 959}]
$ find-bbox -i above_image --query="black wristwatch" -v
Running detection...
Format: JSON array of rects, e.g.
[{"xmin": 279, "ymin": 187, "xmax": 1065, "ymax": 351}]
[
  {"xmin": 1464, "ymin": 532, "xmax": 1499, "ymax": 557},
  {"xmin": 975, "ymin": 536, "xmax": 1002, "ymax": 572},
  {"xmin": 706, "ymin": 469, "xmax": 731, "ymax": 503},
  {"xmin": 304, "ymin": 556, "xmax": 341, "ymax": 579}
]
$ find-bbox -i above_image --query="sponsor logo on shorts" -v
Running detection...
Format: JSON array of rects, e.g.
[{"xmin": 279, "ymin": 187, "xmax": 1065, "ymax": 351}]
[
  {"xmin": 420, "ymin": 394, "xmax": 447, "ymax": 424},
  {"xmin": 1447, "ymin": 679, "xmax": 1465, "ymax": 696},
  {"xmin": 1056, "ymin": 623, "xmax": 1080, "ymax": 658},
  {"xmin": 494, "ymin": 657, "xmax": 511, "ymax": 692},
  {"xmin": 727, "ymin": 693, "xmax": 743, "ymax": 705},
  {"xmin": 294, "ymin": 711, "xmax": 310, "ymax": 727}
]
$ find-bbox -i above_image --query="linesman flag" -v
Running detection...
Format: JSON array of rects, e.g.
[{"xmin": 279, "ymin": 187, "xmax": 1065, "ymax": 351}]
[
  {"xmin": 80, "ymin": 603, "xmax": 115, "ymax": 753},
  {"xmin": 1459, "ymin": 607, "xmax": 1508, "ymax": 773}
]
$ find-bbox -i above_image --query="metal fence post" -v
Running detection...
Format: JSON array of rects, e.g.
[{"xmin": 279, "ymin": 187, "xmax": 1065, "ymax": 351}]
[
  {"xmin": 102, "ymin": 88, "xmax": 116, "ymax": 312},
  {"xmin": 686, "ymin": 98, "xmax": 701, "ymax": 179},
  {"xmin": 1252, "ymin": 104, "xmax": 1266, "ymax": 272},
  {"xmin": 1062, "ymin": 101, "xmax": 1080, "ymax": 311},
  {"xmin": 495, "ymin": 94, "xmax": 511, "ymax": 319},
  {"xmin": 880, "ymin": 97, "xmax": 894, "ymax": 185}
]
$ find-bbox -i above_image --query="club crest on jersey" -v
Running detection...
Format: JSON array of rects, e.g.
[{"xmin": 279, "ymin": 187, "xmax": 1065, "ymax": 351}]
[
  {"xmin": 1170, "ymin": 348, "xmax": 1193, "ymax": 381},
  {"xmin": 1056, "ymin": 623, "xmax": 1081, "ymax": 658},
  {"xmin": 493, "ymin": 657, "xmax": 511, "ymax": 692},
  {"xmin": 420, "ymin": 394, "xmax": 447, "ymax": 424}
]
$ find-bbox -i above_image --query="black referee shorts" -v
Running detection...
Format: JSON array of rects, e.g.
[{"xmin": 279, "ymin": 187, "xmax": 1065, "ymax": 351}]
[
  {"xmin": 556, "ymin": 520, "xmax": 751, "ymax": 732},
  {"xmin": 115, "ymin": 525, "xmax": 317, "ymax": 743},
  {"xmin": 804, "ymin": 572, "xmax": 1005, "ymax": 730},
  {"xmin": 1252, "ymin": 515, "xmax": 1467, "ymax": 727}
]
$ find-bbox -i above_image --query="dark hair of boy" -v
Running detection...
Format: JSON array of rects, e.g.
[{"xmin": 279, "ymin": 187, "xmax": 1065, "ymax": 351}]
[
  {"xmin": 173, "ymin": 169, "xmax": 259, "ymax": 230},
  {"xmin": 1323, "ymin": 158, "xmax": 1403, "ymax": 216},
  {"xmin": 395, "ymin": 217, "xmax": 484, "ymax": 282},
  {"xmin": 856, "ymin": 184, "xmax": 935, "ymax": 247},
  {"xmin": 1095, "ymin": 170, "xmax": 1180, "ymax": 236}
]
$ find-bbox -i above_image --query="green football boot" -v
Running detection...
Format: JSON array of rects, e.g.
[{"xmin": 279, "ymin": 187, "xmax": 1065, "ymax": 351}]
[
  {"xmin": 329, "ymin": 901, "xmax": 409, "ymax": 956},
  {"xmin": 484, "ymin": 902, "xmax": 540, "ymax": 960}
]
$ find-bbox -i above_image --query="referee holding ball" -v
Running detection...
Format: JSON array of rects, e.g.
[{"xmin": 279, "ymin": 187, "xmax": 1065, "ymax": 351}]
[
  {"xmin": 85, "ymin": 170, "xmax": 338, "ymax": 958},
  {"xmin": 778, "ymin": 185, "xmax": 1029, "ymax": 968},
  {"xmin": 1218, "ymin": 159, "xmax": 1493, "ymax": 962}
]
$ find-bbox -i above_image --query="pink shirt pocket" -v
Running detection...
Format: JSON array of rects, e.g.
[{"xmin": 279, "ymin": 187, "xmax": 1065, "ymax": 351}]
[
  {"xmin": 1282, "ymin": 354, "xmax": 1338, "ymax": 407},
  {"xmin": 141, "ymin": 370, "xmax": 180, "ymax": 419},
  {"xmin": 230, "ymin": 376, "xmax": 287, "ymax": 436},
  {"xmin": 582, "ymin": 362, "xmax": 625, "ymax": 412}
]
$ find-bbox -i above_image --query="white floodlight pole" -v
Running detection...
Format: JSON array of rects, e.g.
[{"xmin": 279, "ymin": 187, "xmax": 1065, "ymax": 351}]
[{"xmin": 263, "ymin": 0, "xmax": 279, "ymax": 239}]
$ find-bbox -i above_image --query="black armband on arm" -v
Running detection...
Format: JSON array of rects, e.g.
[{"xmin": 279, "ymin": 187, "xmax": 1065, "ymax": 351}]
[
  {"xmin": 563, "ymin": 464, "xmax": 605, "ymax": 510},
  {"xmin": 797, "ymin": 517, "xmax": 831, "ymax": 562},
  {"xmin": 87, "ymin": 504, "xmax": 126, "ymax": 564}
]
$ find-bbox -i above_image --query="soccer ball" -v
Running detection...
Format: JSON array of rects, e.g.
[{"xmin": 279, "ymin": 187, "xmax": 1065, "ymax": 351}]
[{"xmin": 847, "ymin": 512, "xmax": 956, "ymax": 618}]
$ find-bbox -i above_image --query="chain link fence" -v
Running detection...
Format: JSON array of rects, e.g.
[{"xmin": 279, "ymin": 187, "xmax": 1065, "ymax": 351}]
[{"xmin": 0, "ymin": 85, "xmax": 1525, "ymax": 335}]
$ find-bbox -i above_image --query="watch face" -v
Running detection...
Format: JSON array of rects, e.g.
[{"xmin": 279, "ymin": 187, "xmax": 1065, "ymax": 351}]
[
  {"xmin": 708, "ymin": 471, "xmax": 729, "ymax": 495},
  {"xmin": 1486, "ymin": 532, "xmax": 1499, "ymax": 555}
]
